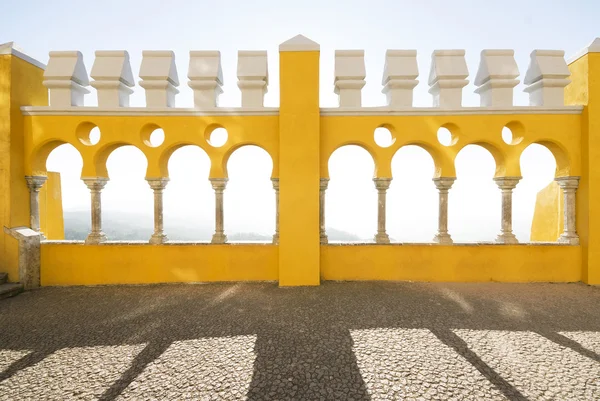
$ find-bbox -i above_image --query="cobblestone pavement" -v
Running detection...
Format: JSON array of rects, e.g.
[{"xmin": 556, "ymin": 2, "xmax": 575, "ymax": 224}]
[{"xmin": 0, "ymin": 281, "xmax": 599, "ymax": 400}]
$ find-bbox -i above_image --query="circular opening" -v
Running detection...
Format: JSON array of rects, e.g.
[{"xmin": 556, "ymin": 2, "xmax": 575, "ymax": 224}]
[
  {"xmin": 374, "ymin": 127, "xmax": 395, "ymax": 148},
  {"xmin": 149, "ymin": 128, "xmax": 165, "ymax": 147},
  {"xmin": 502, "ymin": 127, "xmax": 513, "ymax": 145},
  {"xmin": 208, "ymin": 127, "xmax": 228, "ymax": 148},
  {"xmin": 77, "ymin": 123, "xmax": 101, "ymax": 146},
  {"xmin": 437, "ymin": 127, "xmax": 453, "ymax": 146}
]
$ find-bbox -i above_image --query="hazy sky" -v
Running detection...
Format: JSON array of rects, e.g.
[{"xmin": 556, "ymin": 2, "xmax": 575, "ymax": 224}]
[{"xmin": 4, "ymin": 0, "xmax": 597, "ymax": 242}]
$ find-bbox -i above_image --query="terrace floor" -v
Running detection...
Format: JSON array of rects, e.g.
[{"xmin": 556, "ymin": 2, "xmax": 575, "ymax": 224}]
[{"xmin": 0, "ymin": 281, "xmax": 599, "ymax": 400}]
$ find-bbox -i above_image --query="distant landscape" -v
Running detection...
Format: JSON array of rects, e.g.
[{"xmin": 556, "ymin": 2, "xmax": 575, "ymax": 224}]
[{"xmin": 63, "ymin": 210, "xmax": 371, "ymax": 242}]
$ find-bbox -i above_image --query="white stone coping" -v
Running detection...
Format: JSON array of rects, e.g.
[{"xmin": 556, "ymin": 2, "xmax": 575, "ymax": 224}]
[
  {"xmin": 0, "ymin": 42, "xmax": 46, "ymax": 70},
  {"xmin": 42, "ymin": 240, "xmax": 571, "ymax": 246},
  {"xmin": 20, "ymin": 105, "xmax": 583, "ymax": 116},
  {"xmin": 567, "ymin": 38, "xmax": 600, "ymax": 64}
]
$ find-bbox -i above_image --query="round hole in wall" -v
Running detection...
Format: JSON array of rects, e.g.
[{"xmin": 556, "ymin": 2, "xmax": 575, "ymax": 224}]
[
  {"xmin": 374, "ymin": 126, "xmax": 395, "ymax": 148},
  {"xmin": 208, "ymin": 127, "xmax": 228, "ymax": 148},
  {"xmin": 502, "ymin": 127, "xmax": 513, "ymax": 145},
  {"xmin": 76, "ymin": 122, "xmax": 101, "ymax": 146},
  {"xmin": 149, "ymin": 128, "xmax": 165, "ymax": 147},
  {"xmin": 437, "ymin": 127, "xmax": 453, "ymax": 146},
  {"xmin": 501, "ymin": 123, "xmax": 524, "ymax": 145}
]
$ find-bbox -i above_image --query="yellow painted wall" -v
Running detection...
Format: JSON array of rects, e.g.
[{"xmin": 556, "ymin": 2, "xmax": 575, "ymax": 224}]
[
  {"xmin": 321, "ymin": 245, "xmax": 581, "ymax": 283},
  {"xmin": 41, "ymin": 243, "xmax": 278, "ymax": 286},
  {"xmin": 0, "ymin": 54, "xmax": 47, "ymax": 282},
  {"xmin": 530, "ymin": 181, "xmax": 563, "ymax": 242},
  {"xmin": 39, "ymin": 171, "xmax": 64, "ymax": 240}
]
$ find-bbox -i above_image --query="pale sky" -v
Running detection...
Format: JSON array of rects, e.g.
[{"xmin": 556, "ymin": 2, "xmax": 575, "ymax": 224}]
[{"xmin": 4, "ymin": 0, "xmax": 597, "ymax": 242}]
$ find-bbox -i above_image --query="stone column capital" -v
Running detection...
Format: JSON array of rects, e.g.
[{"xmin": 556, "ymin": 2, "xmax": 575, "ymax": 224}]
[
  {"xmin": 373, "ymin": 177, "xmax": 392, "ymax": 191},
  {"xmin": 83, "ymin": 177, "xmax": 109, "ymax": 192},
  {"xmin": 555, "ymin": 176, "xmax": 580, "ymax": 190},
  {"xmin": 147, "ymin": 177, "xmax": 170, "ymax": 191},
  {"xmin": 271, "ymin": 177, "xmax": 280, "ymax": 190},
  {"xmin": 320, "ymin": 177, "xmax": 330, "ymax": 190},
  {"xmin": 25, "ymin": 175, "xmax": 48, "ymax": 192},
  {"xmin": 210, "ymin": 177, "xmax": 228, "ymax": 191},
  {"xmin": 433, "ymin": 177, "xmax": 456, "ymax": 191},
  {"xmin": 493, "ymin": 176, "xmax": 521, "ymax": 190}
]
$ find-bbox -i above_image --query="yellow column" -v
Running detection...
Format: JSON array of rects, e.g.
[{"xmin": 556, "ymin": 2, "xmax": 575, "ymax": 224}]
[
  {"xmin": 0, "ymin": 45, "xmax": 47, "ymax": 282},
  {"xmin": 278, "ymin": 35, "xmax": 321, "ymax": 286},
  {"xmin": 565, "ymin": 39, "xmax": 600, "ymax": 284}
]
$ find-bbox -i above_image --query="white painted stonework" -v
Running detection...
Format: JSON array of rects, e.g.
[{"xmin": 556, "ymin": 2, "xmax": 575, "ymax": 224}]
[
  {"xmin": 43, "ymin": 51, "xmax": 90, "ymax": 107},
  {"xmin": 139, "ymin": 51, "xmax": 179, "ymax": 107},
  {"xmin": 474, "ymin": 50, "xmax": 519, "ymax": 107},
  {"xmin": 567, "ymin": 37, "xmax": 600, "ymax": 64},
  {"xmin": 382, "ymin": 50, "xmax": 419, "ymax": 108},
  {"xmin": 237, "ymin": 51, "xmax": 268, "ymax": 107},
  {"xmin": 0, "ymin": 41, "xmax": 46, "ymax": 69},
  {"xmin": 524, "ymin": 50, "xmax": 571, "ymax": 107},
  {"xmin": 279, "ymin": 34, "xmax": 320, "ymax": 52},
  {"xmin": 428, "ymin": 50, "xmax": 469, "ymax": 108},
  {"xmin": 90, "ymin": 51, "xmax": 135, "ymax": 107},
  {"xmin": 188, "ymin": 51, "xmax": 223, "ymax": 108},
  {"xmin": 334, "ymin": 50, "xmax": 366, "ymax": 107}
]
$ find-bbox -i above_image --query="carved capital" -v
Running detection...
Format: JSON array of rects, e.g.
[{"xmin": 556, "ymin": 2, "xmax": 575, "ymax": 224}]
[
  {"xmin": 147, "ymin": 177, "xmax": 170, "ymax": 191},
  {"xmin": 83, "ymin": 177, "xmax": 109, "ymax": 192},
  {"xmin": 271, "ymin": 177, "xmax": 279, "ymax": 190},
  {"xmin": 493, "ymin": 176, "xmax": 521, "ymax": 191},
  {"xmin": 320, "ymin": 178, "xmax": 329, "ymax": 191},
  {"xmin": 210, "ymin": 178, "xmax": 228, "ymax": 191},
  {"xmin": 555, "ymin": 176, "xmax": 580, "ymax": 191},
  {"xmin": 433, "ymin": 177, "xmax": 456, "ymax": 191},
  {"xmin": 25, "ymin": 176, "xmax": 48, "ymax": 192},
  {"xmin": 373, "ymin": 177, "xmax": 392, "ymax": 191}
]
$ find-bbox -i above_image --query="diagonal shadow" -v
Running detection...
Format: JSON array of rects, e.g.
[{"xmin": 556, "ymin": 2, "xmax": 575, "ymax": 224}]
[
  {"xmin": 97, "ymin": 340, "xmax": 172, "ymax": 401},
  {"xmin": 0, "ymin": 348, "xmax": 56, "ymax": 383},
  {"xmin": 538, "ymin": 331, "xmax": 600, "ymax": 364},
  {"xmin": 430, "ymin": 328, "xmax": 530, "ymax": 401}
]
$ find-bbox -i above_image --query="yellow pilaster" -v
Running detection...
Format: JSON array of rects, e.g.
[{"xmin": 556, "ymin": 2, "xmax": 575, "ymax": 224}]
[
  {"xmin": 0, "ymin": 45, "xmax": 47, "ymax": 282},
  {"xmin": 278, "ymin": 35, "xmax": 321, "ymax": 286}
]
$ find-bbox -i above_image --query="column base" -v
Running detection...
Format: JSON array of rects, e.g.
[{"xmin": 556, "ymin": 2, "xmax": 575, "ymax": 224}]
[
  {"xmin": 558, "ymin": 234, "xmax": 580, "ymax": 245},
  {"xmin": 374, "ymin": 233, "xmax": 390, "ymax": 244},
  {"xmin": 495, "ymin": 233, "xmax": 518, "ymax": 244},
  {"xmin": 320, "ymin": 234, "xmax": 328, "ymax": 245},
  {"xmin": 85, "ymin": 232, "xmax": 107, "ymax": 245},
  {"xmin": 272, "ymin": 234, "xmax": 279, "ymax": 245},
  {"xmin": 211, "ymin": 233, "xmax": 228, "ymax": 244},
  {"xmin": 149, "ymin": 233, "xmax": 169, "ymax": 244},
  {"xmin": 433, "ymin": 233, "xmax": 453, "ymax": 244}
]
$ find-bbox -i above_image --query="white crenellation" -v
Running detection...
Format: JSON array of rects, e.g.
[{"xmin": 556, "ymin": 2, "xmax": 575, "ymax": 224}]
[
  {"xmin": 188, "ymin": 51, "xmax": 223, "ymax": 108},
  {"xmin": 139, "ymin": 50, "xmax": 179, "ymax": 107},
  {"xmin": 474, "ymin": 50, "xmax": 519, "ymax": 107},
  {"xmin": 237, "ymin": 51, "xmax": 268, "ymax": 107},
  {"xmin": 334, "ymin": 50, "xmax": 366, "ymax": 107},
  {"xmin": 43, "ymin": 51, "xmax": 90, "ymax": 107},
  {"xmin": 381, "ymin": 50, "xmax": 419, "ymax": 108},
  {"xmin": 90, "ymin": 51, "xmax": 135, "ymax": 107},
  {"xmin": 428, "ymin": 50, "xmax": 469, "ymax": 108},
  {"xmin": 524, "ymin": 50, "xmax": 570, "ymax": 107}
]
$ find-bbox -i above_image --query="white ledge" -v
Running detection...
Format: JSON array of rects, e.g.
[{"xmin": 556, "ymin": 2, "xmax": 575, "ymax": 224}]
[
  {"xmin": 21, "ymin": 106, "xmax": 280, "ymax": 116},
  {"xmin": 41, "ymin": 240, "xmax": 276, "ymax": 246},
  {"xmin": 320, "ymin": 106, "xmax": 583, "ymax": 116},
  {"xmin": 0, "ymin": 42, "xmax": 46, "ymax": 70}
]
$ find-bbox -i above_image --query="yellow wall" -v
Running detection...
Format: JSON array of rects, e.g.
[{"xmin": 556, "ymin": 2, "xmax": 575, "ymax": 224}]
[
  {"xmin": 41, "ymin": 243, "xmax": 278, "ymax": 286},
  {"xmin": 0, "ymin": 54, "xmax": 47, "ymax": 282},
  {"xmin": 530, "ymin": 181, "xmax": 563, "ymax": 242},
  {"xmin": 322, "ymin": 245, "xmax": 581, "ymax": 283},
  {"xmin": 39, "ymin": 171, "xmax": 64, "ymax": 240}
]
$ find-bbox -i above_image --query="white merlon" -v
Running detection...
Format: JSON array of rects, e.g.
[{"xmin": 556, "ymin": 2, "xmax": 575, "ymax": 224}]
[
  {"xmin": 90, "ymin": 51, "xmax": 134, "ymax": 107},
  {"xmin": 139, "ymin": 50, "xmax": 179, "ymax": 107},
  {"xmin": 335, "ymin": 50, "xmax": 366, "ymax": 107},
  {"xmin": 237, "ymin": 51, "xmax": 268, "ymax": 107},
  {"xmin": 279, "ymin": 34, "xmax": 320, "ymax": 52},
  {"xmin": 474, "ymin": 50, "xmax": 519, "ymax": 107},
  {"xmin": 43, "ymin": 51, "xmax": 90, "ymax": 107},
  {"xmin": 428, "ymin": 50, "xmax": 469, "ymax": 108},
  {"xmin": 567, "ymin": 37, "xmax": 600, "ymax": 64},
  {"xmin": 188, "ymin": 51, "xmax": 223, "ymax": 108},
  {"xmin": 524, "ymin": 50, "xmax": 570, "ymax": 107},
  {"xmin": 0, "ymin": 42, "xmax": 46, "ymax": 69},
  {"xmin": 382, "ymin": 50, "xmax": 418, "ymax": 108}
]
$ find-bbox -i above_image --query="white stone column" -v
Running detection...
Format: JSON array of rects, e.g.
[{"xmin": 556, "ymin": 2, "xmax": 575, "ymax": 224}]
[
  {"xmin": 494, "ymin": 177, "xmax": 521, "ymax": 244},
  {"xmin": 433, "ymin": 177, "xmax": 455, "ymax": 244},
  {"xmin": 147, "ymin": 178, "xmax": 169, "ymax": 244},
  {"xmin": 556, "ymin": 176, "xmax": 580, "ymax": 245},
  {"xmin": 320, "ymin": 178, "xmax": 329, "ymax": 244},
  {"xmin": 374, "ymin": 178, "xmax": 392, "ymax": 244},
  {"xmin": 25, "ymin": 176, "xmax": 47, "ymax": 238},
  {"xmin": 210, "ymin": 178, "xmax": 228, "ymax": 244},
  {"xmin": 272, "ymin": 178, "xmax": 279, "ymax": 244},
  {"xmin": 83, "ymin": 178, "xmax": 109, "ymax": 244}
]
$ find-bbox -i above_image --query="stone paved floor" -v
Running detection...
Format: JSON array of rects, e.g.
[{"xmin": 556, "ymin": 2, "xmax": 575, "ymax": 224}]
[{"xmin": 0, "ymin": 282, "xmax": 599, "ymax": 400}]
